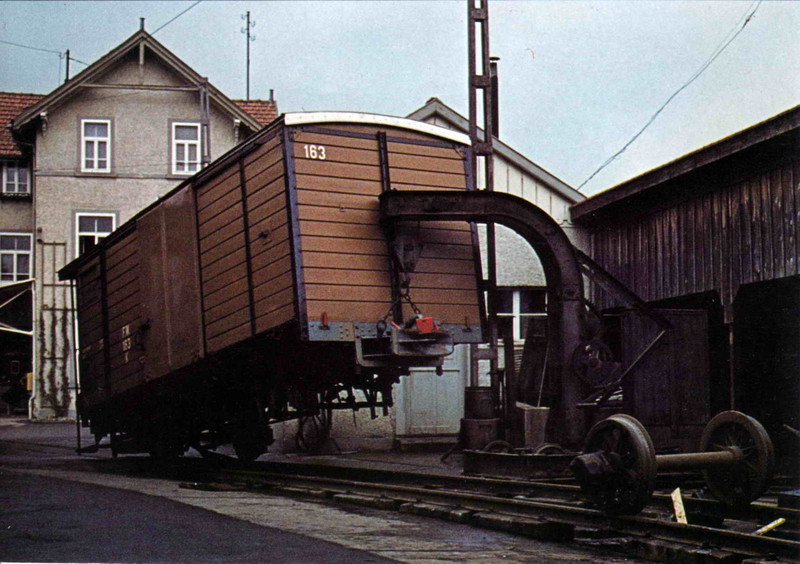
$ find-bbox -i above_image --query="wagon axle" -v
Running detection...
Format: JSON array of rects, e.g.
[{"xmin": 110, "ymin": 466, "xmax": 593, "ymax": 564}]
[{"xmin": 570, "ymin": 411, "xmax": 774, "ymax": 515}]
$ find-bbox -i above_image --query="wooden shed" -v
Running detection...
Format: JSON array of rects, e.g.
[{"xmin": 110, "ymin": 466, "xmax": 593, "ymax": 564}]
[
  {"xmin": 571, "ymin": 106, "xmax": 799, "ymax": 453},
  {"xmin": 59, "ymin": 113, "xmax": 485, "ymax": 456}
]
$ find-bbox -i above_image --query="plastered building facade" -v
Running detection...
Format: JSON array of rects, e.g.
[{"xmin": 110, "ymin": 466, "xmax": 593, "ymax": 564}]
[{"xmin": 2, "ymin": 28, "xmax": 275, "ymax": 418}]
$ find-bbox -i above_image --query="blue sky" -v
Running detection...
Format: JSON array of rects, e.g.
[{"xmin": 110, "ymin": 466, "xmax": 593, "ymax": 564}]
[{"xmin": 1, "ymin": 1, "xmax": 798, "ymax": 195}]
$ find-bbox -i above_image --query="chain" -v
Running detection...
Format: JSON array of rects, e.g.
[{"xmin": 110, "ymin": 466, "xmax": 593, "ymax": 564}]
[{"xmin": 379, "ymin": 284, "xmax": 422, "ymax": 332}]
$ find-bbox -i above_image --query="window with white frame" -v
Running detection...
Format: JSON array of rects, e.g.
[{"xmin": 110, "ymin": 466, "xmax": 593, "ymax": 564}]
[
  {"xmin": 172, "ymin": 122, "xmax": 201, "ymax": 175},
  {"xmin": 76, "ymin": 214, "xmax": 115, "ymax": 257},
  {"xmin": 2, "ymin": 162, "xmax": 30, "ymax": 195},
  {"xmin": 81, "ymin": 119, "xmax": 111, "ymax": 172},
  {"xmin": 0, "ymin": 234, "xmax": 32, "ymax": 283},
  {"xmin": 496, "ymin": 287, "xmax": 547, "ymax": 341}
]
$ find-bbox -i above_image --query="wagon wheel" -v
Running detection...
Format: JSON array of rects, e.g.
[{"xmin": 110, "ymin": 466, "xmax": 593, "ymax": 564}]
[
  {"xmin": 571, "ymin": 340, "xmax": 614, "ymax": 388},
  {"xmin": 579, "ymin": 414, "xmax": 656, "ymax": 515},
  {"xmin": 233, "ymin": 400, "xmax": 269, "ymax": 462},
  {"xmin": 233, "ymin": 440, "xmax": 263, "ymax": 463},
  {"xmin": 295, "ymin": 408, "xmax": 333, "ymax": 453},
  {"xmin": 699, "ymin": 411, "xmax": 774, "ymax": 508}
]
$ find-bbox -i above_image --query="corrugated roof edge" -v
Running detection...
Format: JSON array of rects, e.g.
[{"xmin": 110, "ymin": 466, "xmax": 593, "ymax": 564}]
[
  {"xmin": 284, "ymin": 111, "xmax": 472, "ymax": 146},
  {"xmin": 571, "ymin": 104, "xmax": 800, "ymax": 223}
]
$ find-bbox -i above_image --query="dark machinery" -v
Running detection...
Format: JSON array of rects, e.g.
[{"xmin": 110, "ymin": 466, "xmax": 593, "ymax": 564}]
[
  {"xmin": 380, "ymin": 189, "xmax": 673, "ymax": 448},
  {"xmin": 380, "ymin": 189, "xmax": 587, "ymax": 445},
  {"xmin": 380, "ymin": 189, "xmax": 777, "ymax": 516},
  {"xmin": 570, "ymin": 410, "xmax": 775, "ymax": 515}
]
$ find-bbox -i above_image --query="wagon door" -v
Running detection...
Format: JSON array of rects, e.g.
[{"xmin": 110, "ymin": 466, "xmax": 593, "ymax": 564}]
[{"xmin": 137, "ymin": 186, "xmax": 203, "ymax": 379}]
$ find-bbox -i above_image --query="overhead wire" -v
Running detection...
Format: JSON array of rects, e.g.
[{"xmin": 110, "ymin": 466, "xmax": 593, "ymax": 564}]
[
  {"xmin": 2, "ymin": 0, "xmax": 203, "ymax": 67},
  {"xmin": 152, "ymin": 1, "xmax": 203, "ymax": 35},
  {"xmin": 0, "ymin": 38, "xmax": 61, "ymax": 55},
  {"xmin": 577, "ymin": 0, "xmax": 763, "ymax": 192}
]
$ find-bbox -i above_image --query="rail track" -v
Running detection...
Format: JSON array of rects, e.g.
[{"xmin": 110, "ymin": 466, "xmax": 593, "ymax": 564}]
[
  {"xmin": 180, "ymin": 458, "xmax": 800, "ymax": 562},
  {"xmin": 15, "ymin": 428, "xmax": 796, "ymax": 561}
]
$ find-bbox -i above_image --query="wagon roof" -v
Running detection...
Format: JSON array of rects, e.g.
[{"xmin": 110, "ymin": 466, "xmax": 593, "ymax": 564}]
[
  {"xmin": 284, "ymin": 112, "xmax": 471, "ymax": 146},
  {"xmin": 58, "ymin": 111, "xmax": 472, "ymax": 280}
]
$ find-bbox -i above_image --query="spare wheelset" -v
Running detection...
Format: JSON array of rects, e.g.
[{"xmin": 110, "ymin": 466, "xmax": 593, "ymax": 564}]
[{"xmin": 570, "ymin": 410, "xmax": 774, "ymax": 515}]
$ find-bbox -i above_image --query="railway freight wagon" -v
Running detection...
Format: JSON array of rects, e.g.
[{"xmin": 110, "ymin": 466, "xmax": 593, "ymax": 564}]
[{"xmin": 60, "ymin": 113, "xmax": 486, "ymax": 460}]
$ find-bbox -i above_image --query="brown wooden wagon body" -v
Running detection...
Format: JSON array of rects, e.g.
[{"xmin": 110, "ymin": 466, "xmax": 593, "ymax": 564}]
[{"xmin": 60, "ymin": 113, "xmax": 485, "ymax": 458}]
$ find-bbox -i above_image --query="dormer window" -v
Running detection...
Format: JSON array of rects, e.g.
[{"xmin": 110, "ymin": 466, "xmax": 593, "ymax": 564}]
[
  {"xmin": 172, "ymin": 122, "xmax": 201, "ymax": 175},
  {"xmin": 81, "ymin": 119, "xmax": 111, "ymax": 173},
  {"xmin": 2, "ymin": 162, "xmax": 30, "ymax": 196}
]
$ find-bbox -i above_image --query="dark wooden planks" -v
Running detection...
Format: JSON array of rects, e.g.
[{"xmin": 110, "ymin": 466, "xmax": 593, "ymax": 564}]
[
  {"xmin": 589, "ymin": 160, "xmax": 799, "ymax": 322},
  {"xmin": 74, "ymin": 228, "xmax": 146, "ymax": 408}
]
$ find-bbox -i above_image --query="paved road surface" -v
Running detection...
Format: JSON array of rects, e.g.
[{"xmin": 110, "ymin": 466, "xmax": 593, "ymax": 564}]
[
  {"xmin": 0, "ymin": 419, "xmax": 638, "ymax": 563},
  {"xmin": 1, "ymin": 471, "xmax": 390, "ymax": 563}
]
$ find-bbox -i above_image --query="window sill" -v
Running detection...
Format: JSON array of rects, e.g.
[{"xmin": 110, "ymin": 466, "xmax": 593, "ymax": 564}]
[
  {"xmin": 75, "ymin": 171, "xmax": 117, "ymax": 178},
  {"xmin": 0, "ymin": 193, "xmax": 32, "ymax": 201}
]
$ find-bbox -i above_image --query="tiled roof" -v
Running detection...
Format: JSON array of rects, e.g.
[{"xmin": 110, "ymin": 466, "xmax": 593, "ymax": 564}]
[
  {"xmin": 0, "ymin": 92, "xmax": 43, "ymax": 157},
  {"xmin": 0, "ymin": 91, "xmax": 276, "ymax": 158},
  {"xmin": 233, "ymin": 99, "xmax": 278, "ymax": 127}
]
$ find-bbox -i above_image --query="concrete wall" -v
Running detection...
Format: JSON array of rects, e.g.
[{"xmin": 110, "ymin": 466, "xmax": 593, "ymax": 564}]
[{"xmin": 0, "ymin": 197, "xmax": 32, "ymax": 233}]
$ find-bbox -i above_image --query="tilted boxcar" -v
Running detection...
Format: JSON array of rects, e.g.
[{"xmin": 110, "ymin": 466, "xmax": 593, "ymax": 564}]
[{"xmin": 60, "ymin": 112, "xmax": 485, "ymax": 460}]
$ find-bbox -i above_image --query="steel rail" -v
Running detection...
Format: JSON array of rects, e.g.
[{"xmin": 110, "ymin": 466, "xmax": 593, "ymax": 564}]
[
  {"xmin": 222, "ymin": 467, "xmax": 799, "ymax": 560},
  {"xmin": 237, "ymin": 460, "xmax": 799, "ymax": 525}
]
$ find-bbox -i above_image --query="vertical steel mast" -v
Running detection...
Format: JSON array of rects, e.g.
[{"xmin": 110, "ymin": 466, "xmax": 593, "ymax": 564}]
[{"xmin": 468, "ymin": 1, "xmax": 499, "ymax": 393}]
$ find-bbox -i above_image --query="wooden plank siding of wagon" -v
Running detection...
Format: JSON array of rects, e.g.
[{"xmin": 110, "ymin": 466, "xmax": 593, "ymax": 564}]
[
  {"xmin": 244, "ymin": 132, "xmax": 295, "ymax": 335},
  {"xmin": 194, "ymin": 127, "xmax": 295, "ymax": 352},
  {"xmin": 102, "ymin": 228, "xmax": 145, "ymax": 396},
  {"xmin": 290, "ymin": 124, "xmax": 481, "ymax": 331},
  {"xmin": 75, "ymin": 257, "xmax": 106, "ymax": 408},
  {"xmin": 63, "ymin": 112, "xmax": 482, "ymax": 419},
  {"xmin": 386, "ymin": 137, "xmax": 482, "ymax": 327}
]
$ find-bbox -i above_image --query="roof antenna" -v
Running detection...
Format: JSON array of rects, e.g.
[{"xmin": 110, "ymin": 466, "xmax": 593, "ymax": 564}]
[{"xmin": 140, "ymin": 17, "xmax": 146, "ymax": 31}]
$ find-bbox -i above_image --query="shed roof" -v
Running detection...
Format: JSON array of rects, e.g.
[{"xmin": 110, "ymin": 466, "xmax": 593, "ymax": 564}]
[
  {"xmin": 407, "ymin": 97, "xmax": 584, "ymax": 204},
  {"xmin": 571, "ymin": 104, "xmax": 800, "ymax": 223}
]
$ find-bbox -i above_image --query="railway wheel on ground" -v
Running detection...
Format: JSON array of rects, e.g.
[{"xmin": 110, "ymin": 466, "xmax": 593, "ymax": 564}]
[
  {"xmin": 232, "ymin": 398, "xmax": 272, "ymax": 462},
  {"xmin": 700, "ymin": 410, "xmax": 774, "ymax": 509},
  {"xmin": 572, "ymin": 414, "xmax": 656, "ymax": 515},
  {"xmin": 233, "ymin": 437, "xmax": 263, "ymax": 463},
  {"xmin": 148, "ymin": 435, "xmax": 184, "ymax": 461},
  {"xmin": 295, "ymin": 408, "xmax": 332, "ymax": 453},
  {"xmin": 147, "ymin": 418, "xmax": 185, "ymax": 461}
]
